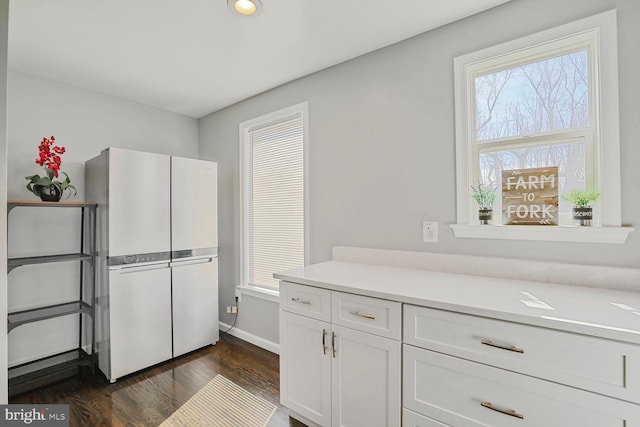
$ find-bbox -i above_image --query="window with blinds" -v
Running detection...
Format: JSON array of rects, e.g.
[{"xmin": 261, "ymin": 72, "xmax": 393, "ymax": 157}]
[{"xmin": 241, "ymin": 104, "xmax": 306, "ymax": 290}]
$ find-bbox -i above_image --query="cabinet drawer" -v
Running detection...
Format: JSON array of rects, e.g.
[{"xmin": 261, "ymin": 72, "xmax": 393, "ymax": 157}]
[
  {"xmin": 402, "ymin": 408, "xmax": 448, "ymax": 427},
  {"xmin": 280, "ymin": 281, "xmax": 331, "ymax": 322},
  {"xmin": 332, "ymin": 292, "xmax": 401, "ymax": 340},
  {"xmin": 404, "ymin": 305, "xmax": 640, "ymax": 403},
  {"xmin": 403, "ymin": 345, "xmax": 640, "ymax": 426}
]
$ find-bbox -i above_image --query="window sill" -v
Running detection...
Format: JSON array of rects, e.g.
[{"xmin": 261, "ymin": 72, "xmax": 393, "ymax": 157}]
[
  {"xmin": 236, "ymin": 285, "xmax": 279, "ymax": 303},
  {"xmin": 450, "ymin": 224, "xmax": 634, "ymax": 244}
]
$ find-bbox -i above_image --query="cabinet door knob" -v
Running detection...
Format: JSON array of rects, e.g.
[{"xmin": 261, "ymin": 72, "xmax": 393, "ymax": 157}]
[
  {"xmin": 480, "ymin": 401, "xmax": 524, "ymax": 419},
  {"xmin": 481, "ymin": 339, "xmax": 524, "ymax": 354},
  {"xmin": 349, "ymin": 311, "xmax": 376, "ymax": 320},
  {"xmin": 291, "ymin": 297, "xmax": 311, "ymax": 305}
]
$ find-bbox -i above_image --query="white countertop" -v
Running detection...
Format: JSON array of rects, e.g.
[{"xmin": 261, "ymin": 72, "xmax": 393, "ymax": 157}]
[{"xmin": 274, "ymin": 260, "xmax": 640, "ymax": 345}]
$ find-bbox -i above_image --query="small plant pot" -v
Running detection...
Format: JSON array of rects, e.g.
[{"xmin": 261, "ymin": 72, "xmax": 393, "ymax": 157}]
[
  {"xmin": 478, "ymin": 208, "xmax": 493, "ymax": 225},
  {"xmin": 572, "ymin": 206, "xmax": 592, "ymax": 226},
  {"xmin": 33, "ymin": 184, "xmax": 63, "ymax": 202}
]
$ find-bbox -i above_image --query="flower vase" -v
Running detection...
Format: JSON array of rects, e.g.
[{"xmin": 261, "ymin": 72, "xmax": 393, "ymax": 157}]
[{"xmin": 34, "ymin": 184, "xmax": 63, "ymax": 202}]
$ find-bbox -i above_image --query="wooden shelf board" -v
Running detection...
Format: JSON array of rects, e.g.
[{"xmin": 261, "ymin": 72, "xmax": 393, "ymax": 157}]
[{"xmin": 8, "ymin": 199, "xmax": 97, "ymax": 207}]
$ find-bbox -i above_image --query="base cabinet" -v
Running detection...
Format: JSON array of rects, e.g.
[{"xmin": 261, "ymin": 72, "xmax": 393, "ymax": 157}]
[
  {"xmin": 402, "ymin": 409, "xmax": 449, "ymax": 427},
  {"xmin": 279, "ymin": 282, "xmax": 401, "ymax": 427},
  {"xmin": 332, "ymin": 325, "xmax": 400, "ymax": 427},
  {"xmin": 280, "ymin": 311, "xmax": 332, "ymax": 426},
  {"xmin": 277, "ymin": 262, "xmax": 640, "ymax": 427}
]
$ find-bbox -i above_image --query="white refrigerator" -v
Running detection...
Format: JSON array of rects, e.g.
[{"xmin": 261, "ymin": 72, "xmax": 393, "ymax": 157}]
[{"xmin": 86, "ymin": 148, "xmax": 219, "ymax": 382}]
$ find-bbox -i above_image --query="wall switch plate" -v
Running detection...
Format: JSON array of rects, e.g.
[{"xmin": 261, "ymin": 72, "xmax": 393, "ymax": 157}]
[
  {"xmin": 423, "ymin": 221, "xmax": 438, "ymax": 243},
  {"xmin": 226, "ymin": 306, "xmax": 238, "ymax": 314}
]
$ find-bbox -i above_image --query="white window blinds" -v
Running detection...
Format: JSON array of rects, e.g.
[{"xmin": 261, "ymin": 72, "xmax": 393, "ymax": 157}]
[{"xmin": 247, "ymin": 115, "xmax": 304, "ymax": 289}]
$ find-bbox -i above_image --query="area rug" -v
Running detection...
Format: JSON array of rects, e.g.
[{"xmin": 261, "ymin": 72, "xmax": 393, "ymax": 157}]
[{"xmin": 160, "ymin": 374, "xmax": 277, "ymax": 427}]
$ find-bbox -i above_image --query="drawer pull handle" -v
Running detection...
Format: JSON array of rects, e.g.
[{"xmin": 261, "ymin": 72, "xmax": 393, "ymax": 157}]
[
  {"xmin": 291, "ymin": 297, "xmax": 311, "ymax": 305},
  {"xmin": 322, "ymin": 329, "xmax": 327, "ymax": 355},
  {"xmin": 350, "ymin": 311, "xmax": 376, "ymax": 320},
  {"xmin": 481, "ymin": 339, "xmax": 524, "ymax": 354},
  {"xmin": 331, "ymin": 332, "xmax": 336, "ymax": 358},
  {"xmin": 481, "ymin": 401, "xmax": 524, "ymax": 419}
]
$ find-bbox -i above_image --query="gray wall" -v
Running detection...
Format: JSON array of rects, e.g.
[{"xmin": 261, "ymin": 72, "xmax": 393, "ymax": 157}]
[
  {"xmin": 5, "ymin": 71, "xmax": 199, "ymax": 367},
  {"xmin": 199, "ymin": 0, "xmax": 640, "ymax": 346}
]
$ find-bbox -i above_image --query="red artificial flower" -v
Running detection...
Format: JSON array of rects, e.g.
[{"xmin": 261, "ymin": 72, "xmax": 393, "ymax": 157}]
[
  {"xmin": 33, "ymin": 135, "xmax": 67, "ymax": 178},
  {"xmin": 26, "ymin": 135, "xmax": 77, "ymax": 199}
]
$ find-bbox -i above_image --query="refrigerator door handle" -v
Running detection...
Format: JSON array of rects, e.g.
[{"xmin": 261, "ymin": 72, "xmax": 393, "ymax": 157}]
[
  {"xmin": 170, "ymin": 257, "xmax": 214, "ymax": 268},
  {"xmin": 112, "ymin": 262, "xmax": 170, "ymax": 274}
]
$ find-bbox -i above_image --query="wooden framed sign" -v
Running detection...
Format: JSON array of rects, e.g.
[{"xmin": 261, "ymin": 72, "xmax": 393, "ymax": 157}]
[{"xmin": 502, "ymin": 166, "xmax": 559, "ymax": 225}]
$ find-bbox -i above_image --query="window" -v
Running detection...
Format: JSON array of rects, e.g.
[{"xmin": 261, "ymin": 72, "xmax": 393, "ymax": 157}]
[
  {"xmin": 475, "ymin": 46, "xmax": 593, "ymax": 226},
  {"xmin": 452, "ymin": 10, "xmax": 630, "ymax": 243},
  {"xmin": 240, "ymin": 102, "xmax": 308, "ymax": 290}
]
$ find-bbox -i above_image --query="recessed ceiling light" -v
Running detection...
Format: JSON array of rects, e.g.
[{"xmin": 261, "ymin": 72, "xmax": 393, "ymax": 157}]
[{"xmin": 227, "ymin": 0, "xmax": 263, "ymax": 17}]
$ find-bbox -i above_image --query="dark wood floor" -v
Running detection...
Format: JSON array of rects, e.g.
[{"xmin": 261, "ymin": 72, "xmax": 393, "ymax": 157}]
[{"xmin": 10, "ymin": 333, "xmax": 306, "ymax": 427}]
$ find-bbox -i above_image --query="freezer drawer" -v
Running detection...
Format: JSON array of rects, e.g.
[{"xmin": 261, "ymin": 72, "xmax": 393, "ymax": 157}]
[
  {"xmin": 107, "ymin": 263, "xmax": 172, "ymax": 381},
  {"xmin": 172, "ymin": 256, "xmax": 219, "ymax": 357}
]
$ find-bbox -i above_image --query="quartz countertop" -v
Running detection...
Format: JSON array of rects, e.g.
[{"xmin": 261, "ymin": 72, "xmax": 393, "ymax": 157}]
[{"xmin": 274, "ymin": 261, "xmax": 640, "ymax": 345}]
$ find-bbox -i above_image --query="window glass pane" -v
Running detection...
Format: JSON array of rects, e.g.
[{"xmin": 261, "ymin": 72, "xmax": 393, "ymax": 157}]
[
  {"xmin": 479, "ymin": 141, "xmax": 585, "ymax": 223},
  {"xmin": 475, "ymin": 50, "xmax": 589, "ymax": 141}
]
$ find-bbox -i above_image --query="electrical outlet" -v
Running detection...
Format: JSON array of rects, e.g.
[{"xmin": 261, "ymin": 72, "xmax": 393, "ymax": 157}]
[
  {"xmin": 423, "ymin": 221, "xmax": 438, "ymax": 243},
  {"xmin": 226, "ymin": 306, "xmax": 238, "ymax": 314}
]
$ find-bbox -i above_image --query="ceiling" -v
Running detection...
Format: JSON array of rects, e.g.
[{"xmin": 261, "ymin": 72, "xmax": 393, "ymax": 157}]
[{"xmin": 8, "ymin": 0, "xmax": 511, "ymax": 118}]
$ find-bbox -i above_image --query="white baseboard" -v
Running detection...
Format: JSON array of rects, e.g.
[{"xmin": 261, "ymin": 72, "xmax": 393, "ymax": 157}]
[{"xmin": 219, "ymin": 321, "xmax": 280, "ymax": 355}]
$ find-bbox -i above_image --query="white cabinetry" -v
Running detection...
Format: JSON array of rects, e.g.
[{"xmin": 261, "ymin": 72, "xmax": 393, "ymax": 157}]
[
  {"xmin": 279, "ymin": 281, "xmax": 401, "ymax": 427},
  {"xmin": 275, "ymin": 260, "xmax": 640, "ymax": 427},
  {"xmin": 402, "ymin": 409, "xmax": 448, "ymax": 427},
  {"xmin": 403, "ymin": 305, "xmax": 640, "ymax": 426},
  {"xmin": 331, "ymin": 324, "xmax": 400, "ymax": 427},
  {"xmin": 280, "ymin": 310, "xmax": 331, "ymax": 425}
]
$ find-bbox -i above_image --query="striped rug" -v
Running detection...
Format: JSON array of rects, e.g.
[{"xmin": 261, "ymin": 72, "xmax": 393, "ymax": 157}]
[{"xmin": 160, "ymin": 374, "xmax": 277, "ymax": 427}]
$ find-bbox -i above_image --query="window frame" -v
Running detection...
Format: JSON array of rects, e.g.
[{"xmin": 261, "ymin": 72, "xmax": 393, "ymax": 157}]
[
  {"xmin": 239, "ymin": 102, "xmax": 309, "ymax": 293},
  {"xmin": 451, "ymin": 10, "xmax": 632, "ymax": 243}
]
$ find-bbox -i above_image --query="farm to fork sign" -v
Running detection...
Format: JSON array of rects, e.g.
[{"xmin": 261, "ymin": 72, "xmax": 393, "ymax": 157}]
[{"xmin": 502, "ymin": 166, "xmax": 559, "ymax": 225}]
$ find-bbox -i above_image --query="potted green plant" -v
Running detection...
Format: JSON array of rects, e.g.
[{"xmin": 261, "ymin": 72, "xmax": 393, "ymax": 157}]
[
  {"xmin": 562, "ymin": 189, "xmax": 600, "ymax": 226},
  {"xmin": 471, "ymin": 183, "xmax": 497, "ymax": 224}
]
